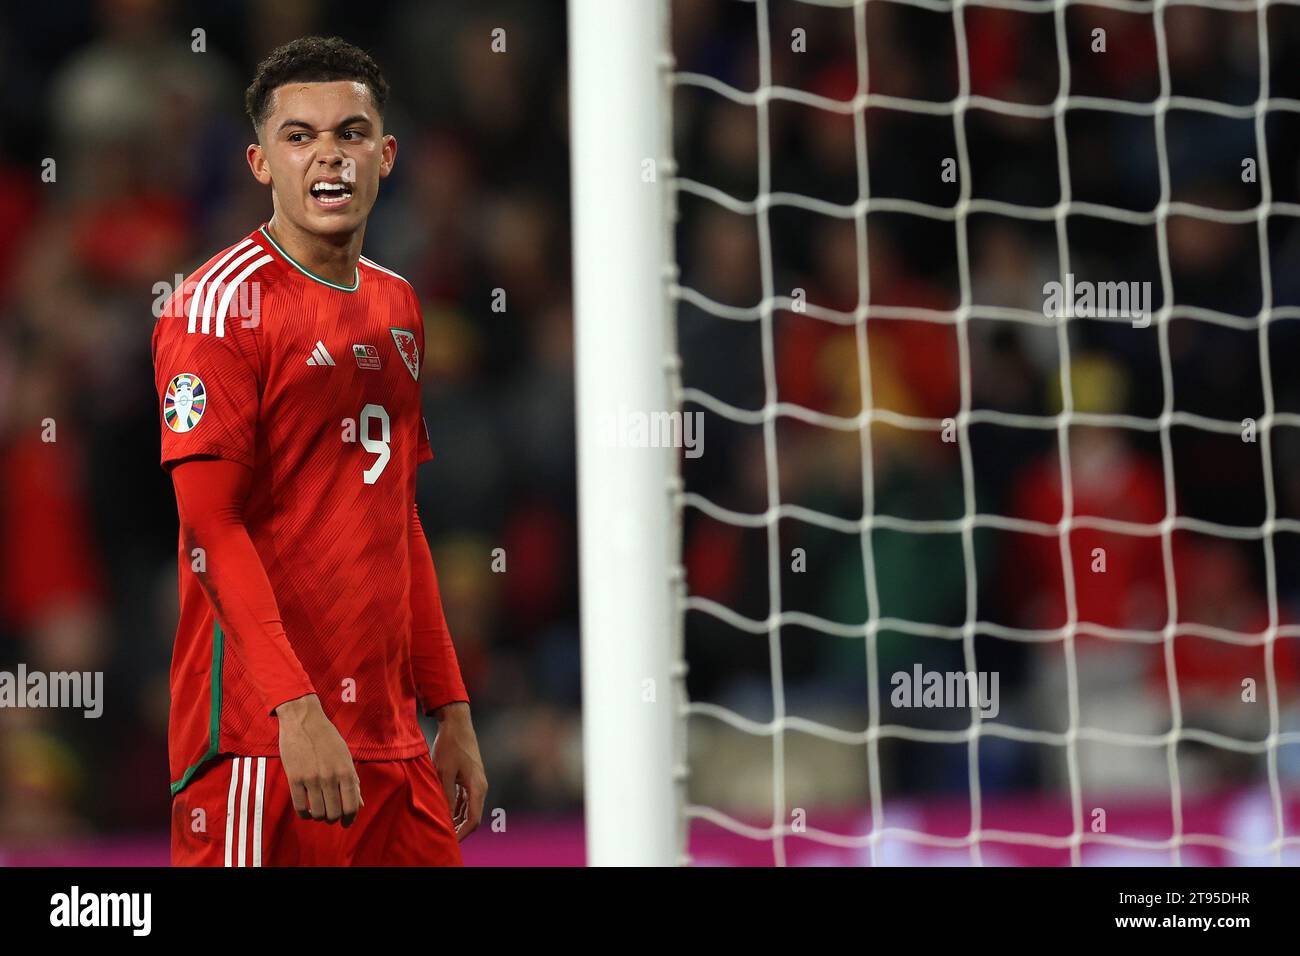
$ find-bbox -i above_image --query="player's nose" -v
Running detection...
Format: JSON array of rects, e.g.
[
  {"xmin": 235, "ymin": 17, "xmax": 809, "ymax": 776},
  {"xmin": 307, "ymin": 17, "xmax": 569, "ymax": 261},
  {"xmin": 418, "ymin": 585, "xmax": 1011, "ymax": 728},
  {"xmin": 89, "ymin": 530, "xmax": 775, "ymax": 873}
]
[{"xmin": 313, "ymin": 136, "xmax": 347, "ymax": 166}]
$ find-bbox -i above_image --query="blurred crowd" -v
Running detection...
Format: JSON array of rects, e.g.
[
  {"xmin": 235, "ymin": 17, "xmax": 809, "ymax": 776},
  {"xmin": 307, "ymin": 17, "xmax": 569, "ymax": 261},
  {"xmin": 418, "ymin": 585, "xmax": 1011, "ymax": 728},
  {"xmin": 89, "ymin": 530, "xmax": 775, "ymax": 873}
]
[{"xmin": 1, "ymin": 0, "xmax": 1298, "ymax": 853}]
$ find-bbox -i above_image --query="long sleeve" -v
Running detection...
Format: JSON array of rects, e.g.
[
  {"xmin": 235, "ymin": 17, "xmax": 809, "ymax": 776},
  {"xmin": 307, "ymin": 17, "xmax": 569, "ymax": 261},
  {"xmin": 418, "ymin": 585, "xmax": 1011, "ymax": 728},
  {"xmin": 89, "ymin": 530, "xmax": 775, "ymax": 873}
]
[
  {"xmin": 171, "ymin": 457, "xmax": 316, "ymax": 715},
  {"xmin": 409, "ymin": 502, "xmax": 469, "ymax": 714}
]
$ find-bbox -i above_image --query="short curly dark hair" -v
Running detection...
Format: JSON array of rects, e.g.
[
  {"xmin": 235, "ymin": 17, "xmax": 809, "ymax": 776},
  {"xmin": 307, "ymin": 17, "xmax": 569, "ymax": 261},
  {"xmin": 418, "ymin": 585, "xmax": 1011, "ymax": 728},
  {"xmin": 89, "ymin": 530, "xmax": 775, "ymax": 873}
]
[{"xmin": 245, "ymin": 36, "xmax": 389, "ymax": 136}]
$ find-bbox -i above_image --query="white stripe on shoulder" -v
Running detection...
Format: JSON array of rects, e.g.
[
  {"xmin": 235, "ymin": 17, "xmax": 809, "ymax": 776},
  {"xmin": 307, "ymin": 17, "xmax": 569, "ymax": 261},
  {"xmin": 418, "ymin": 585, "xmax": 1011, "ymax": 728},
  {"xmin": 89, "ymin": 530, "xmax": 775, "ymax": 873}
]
[
  {"xmin": 359, "ymin": 255, "xmax": 412, "ymax": 286},
  {"xmin": 188, "ymin": 238, "xmax": 255, "ymax": 333},
  {"xmin": 215, "ymin": 253, "xmax": 274, "ymax": 338},
  {"xmin": 200, "ymin": 244, "xmax": 264, "ymax": 335}
]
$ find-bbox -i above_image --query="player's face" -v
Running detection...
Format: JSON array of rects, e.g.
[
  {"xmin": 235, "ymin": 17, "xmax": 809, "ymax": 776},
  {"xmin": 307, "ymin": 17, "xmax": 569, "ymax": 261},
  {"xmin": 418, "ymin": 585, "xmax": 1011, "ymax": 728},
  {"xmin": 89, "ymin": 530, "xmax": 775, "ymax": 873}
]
[{"xmin": 248, "ymin": 80, "xmax": 396, "ymax": 239}]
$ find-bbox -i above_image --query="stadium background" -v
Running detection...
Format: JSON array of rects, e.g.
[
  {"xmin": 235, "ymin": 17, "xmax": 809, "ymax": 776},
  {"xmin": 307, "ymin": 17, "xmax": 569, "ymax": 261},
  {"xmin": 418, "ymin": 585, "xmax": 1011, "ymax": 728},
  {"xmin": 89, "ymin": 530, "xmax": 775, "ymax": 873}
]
[{"xmin": 0, "ymin": 0, "xmax": 1297, "ymax": 865}]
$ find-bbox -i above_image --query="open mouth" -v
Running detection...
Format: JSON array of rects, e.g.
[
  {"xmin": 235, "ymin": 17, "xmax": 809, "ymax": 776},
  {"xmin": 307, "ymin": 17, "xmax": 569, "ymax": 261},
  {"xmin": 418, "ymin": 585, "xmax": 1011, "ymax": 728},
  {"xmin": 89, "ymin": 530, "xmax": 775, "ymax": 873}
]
[{"xmin": 309, "ymin": 181, "xmax": 354, "ymax": 208}]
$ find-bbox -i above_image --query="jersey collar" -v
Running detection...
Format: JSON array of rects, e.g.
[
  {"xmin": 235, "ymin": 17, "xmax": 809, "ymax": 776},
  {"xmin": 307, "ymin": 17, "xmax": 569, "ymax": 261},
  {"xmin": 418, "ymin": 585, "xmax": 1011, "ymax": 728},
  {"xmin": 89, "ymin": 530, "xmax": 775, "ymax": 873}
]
[{"xmin": 258, "ymin": 224, "xmax": 360, "ymax": 292}]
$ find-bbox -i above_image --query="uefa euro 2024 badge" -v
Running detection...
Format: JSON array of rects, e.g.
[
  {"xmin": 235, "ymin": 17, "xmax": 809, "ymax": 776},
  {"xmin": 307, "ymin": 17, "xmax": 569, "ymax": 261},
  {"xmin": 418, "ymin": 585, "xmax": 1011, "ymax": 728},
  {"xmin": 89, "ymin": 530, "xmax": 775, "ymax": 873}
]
[{"xmin": 164, "ymin": 372, "xmax": 207, "ymax": 433}]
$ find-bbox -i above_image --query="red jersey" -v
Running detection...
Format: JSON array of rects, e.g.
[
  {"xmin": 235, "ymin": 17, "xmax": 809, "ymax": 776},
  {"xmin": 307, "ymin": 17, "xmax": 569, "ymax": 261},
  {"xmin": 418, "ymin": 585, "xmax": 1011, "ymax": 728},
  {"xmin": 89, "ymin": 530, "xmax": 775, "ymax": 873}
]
[{"xmin": 153, "ymin": 224, "xmax": 460, "ymax": 795}]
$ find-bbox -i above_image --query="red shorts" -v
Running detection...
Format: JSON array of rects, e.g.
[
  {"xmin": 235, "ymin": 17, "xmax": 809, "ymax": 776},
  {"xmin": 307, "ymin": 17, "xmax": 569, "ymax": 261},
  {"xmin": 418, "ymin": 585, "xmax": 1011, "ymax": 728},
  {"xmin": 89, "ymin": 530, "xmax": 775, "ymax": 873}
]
[{"xmin": 171, "ymin": 752, "xmax": 463, "ymax": 866}]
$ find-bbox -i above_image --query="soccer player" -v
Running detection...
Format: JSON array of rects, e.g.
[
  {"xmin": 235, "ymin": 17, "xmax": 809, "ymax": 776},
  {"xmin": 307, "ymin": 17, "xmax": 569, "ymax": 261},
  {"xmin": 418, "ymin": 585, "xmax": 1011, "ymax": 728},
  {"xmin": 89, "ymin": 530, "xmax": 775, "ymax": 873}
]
[{"xmin": 153, "ymin": 36, "xmax": 486, "ymax": 866}]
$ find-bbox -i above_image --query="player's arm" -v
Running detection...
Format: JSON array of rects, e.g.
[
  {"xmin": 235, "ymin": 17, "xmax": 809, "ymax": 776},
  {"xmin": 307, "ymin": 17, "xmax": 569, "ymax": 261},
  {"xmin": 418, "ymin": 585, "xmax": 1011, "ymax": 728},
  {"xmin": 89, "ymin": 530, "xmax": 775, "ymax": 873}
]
[
  {"xmin": 410, "ymin": 499, "xmax": 487, "ymax": 838},
  {"xmin": 406, "ymin": 292, "xmax": 486, "ymax": 836},
  {"xmin": 172, "ymin": 457, "xmax": 314, "ymax": 712},
  {"xmin": 171, "ymin": 457, "xmax": 363, "ymax": 827},
  {"xmin": 409, "ymin": 500, "xmax": 469, "ymax": 715}
]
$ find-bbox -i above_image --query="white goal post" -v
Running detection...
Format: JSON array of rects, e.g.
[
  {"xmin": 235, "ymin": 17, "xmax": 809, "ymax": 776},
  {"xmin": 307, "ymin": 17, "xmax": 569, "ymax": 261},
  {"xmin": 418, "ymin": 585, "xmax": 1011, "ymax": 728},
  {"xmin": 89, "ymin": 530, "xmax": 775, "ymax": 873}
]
[{"xmin": 568, "ymin": 0, "xmax": 684, "ymax": 866}]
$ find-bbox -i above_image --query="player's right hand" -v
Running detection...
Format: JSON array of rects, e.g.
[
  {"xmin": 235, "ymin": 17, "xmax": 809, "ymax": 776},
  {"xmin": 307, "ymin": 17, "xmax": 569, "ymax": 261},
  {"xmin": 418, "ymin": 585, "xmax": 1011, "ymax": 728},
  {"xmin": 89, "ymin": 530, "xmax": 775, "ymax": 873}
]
[{"xmin": 274, "ymin": 693, "xmax": 364, "ymax": 827}]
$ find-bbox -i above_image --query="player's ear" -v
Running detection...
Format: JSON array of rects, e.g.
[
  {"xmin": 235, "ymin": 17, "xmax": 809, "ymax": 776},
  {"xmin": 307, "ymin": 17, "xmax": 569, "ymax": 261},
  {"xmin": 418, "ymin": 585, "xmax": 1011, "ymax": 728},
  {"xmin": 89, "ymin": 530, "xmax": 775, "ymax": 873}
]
[
  {"xmin": 247, "ymin": 142, "xmax": 273, "ymax": 186},
  {"xmin": 378, "ymin": 133, "xmax": 397, "ymax": 179}
]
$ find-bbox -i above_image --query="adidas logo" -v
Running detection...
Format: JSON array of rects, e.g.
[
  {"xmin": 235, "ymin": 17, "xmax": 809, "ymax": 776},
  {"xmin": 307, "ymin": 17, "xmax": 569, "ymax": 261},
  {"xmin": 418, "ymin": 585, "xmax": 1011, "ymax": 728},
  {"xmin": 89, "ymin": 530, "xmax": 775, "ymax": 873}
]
[{"xmin": 306, "ymin": 341, "xmax": 335, "ymax": 366}]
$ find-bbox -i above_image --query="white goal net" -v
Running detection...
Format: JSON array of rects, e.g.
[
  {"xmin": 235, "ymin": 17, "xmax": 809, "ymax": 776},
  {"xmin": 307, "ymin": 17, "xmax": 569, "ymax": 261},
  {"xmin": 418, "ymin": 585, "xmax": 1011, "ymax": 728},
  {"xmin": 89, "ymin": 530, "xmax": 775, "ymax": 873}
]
[{"xmin": 665, "ymin": 0, "xmax": 1300, "ymax": 866}]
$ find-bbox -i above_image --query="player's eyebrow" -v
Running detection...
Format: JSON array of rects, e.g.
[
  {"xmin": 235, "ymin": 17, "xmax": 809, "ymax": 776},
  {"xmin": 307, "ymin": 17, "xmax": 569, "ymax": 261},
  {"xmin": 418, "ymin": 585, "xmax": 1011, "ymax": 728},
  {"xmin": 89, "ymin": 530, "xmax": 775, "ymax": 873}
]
[{"xmin": 276, "ymin": 116, "xmax": 373, "ymax": 134}]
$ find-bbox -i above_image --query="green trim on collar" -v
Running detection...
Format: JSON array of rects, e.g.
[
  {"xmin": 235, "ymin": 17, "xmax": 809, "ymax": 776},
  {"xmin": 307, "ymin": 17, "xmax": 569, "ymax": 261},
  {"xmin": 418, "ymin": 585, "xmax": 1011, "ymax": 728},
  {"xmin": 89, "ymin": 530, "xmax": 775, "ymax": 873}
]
[{"xmin": 259, "ymin": 225, "xmax": 360, "ymax": 292}]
